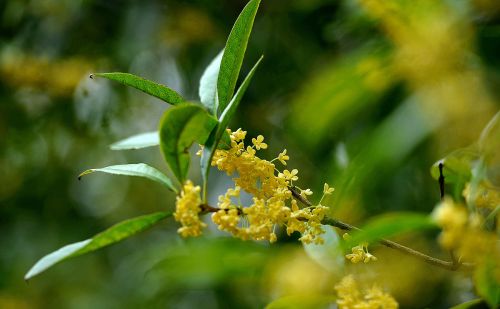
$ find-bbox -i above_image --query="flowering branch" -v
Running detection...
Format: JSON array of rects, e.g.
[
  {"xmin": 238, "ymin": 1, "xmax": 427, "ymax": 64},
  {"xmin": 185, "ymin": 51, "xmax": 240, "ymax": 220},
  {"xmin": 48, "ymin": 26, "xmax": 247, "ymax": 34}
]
[{"xmin": 289, "ymin": 186, "xmax": 473, "ymax": 271}]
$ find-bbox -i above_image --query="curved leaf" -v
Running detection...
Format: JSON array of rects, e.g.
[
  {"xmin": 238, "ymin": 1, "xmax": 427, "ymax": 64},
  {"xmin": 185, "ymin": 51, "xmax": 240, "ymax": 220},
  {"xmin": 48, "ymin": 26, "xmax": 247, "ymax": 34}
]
[
  {"xmin": 201, "ymin": 56, "xmax": 263, "ymax": 200},
  {"xmin": 217, "ymin": 0, "xmax": 261, "ymax": 114},
  {"xmin": 450, "ymin": 299, "xmax": 485, "ymax": 309},
  {"xmin": 110, "ymin": 131, "xmax": 159, "ymax": 150},
  {"xmin": 78, "ymin": 163, "xmax": 177, "ymax": 193},
  {"xmin": 479, "ymin": 111, "xmax": 500, "ymax": 186},
  {"xmin": 199, "ymin": 50, "xmax": 224, "ymax": 115},
  {"xmin": 91, "ymin": 72, "xmax": 184, "ymax": 105},
  {"xmin": 303, "ymin": 225, "xmax": 344, "ymax": 272},
  {"xmin": 159, "ymin": 104, "xmax": 217, "ymax": 183},
  {"xmin": 25, "ymin": 212, "xmax": 171, "ymax": 280},
  {"xmin": 430, "ymin": 146, "xmax": 478, "ymax": 185},
  {"xmin": 344, "ymin": 213, "xmax": 437, "ymax": 248}
]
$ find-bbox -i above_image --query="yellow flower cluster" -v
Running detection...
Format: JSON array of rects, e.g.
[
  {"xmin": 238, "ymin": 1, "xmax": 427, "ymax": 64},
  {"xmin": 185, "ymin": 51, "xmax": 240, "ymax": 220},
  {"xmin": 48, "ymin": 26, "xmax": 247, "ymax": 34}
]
[
  {"xmin": 210, "ymin": 128, "xmax": 329, "ymax": 244},
  {"xmin": 431, "ymin": 197, "xmax": 469, "ymax": 250},
  {"xmin": 174, "ymin": 180, "xmax": 206, "ymax": 237},
  {"xmin": 343, "ymin": 234, "xmax": 377, "ymax": 264},
  {"xmin": 463, "ymin": 181, "xmax": 500, "ymax": 211},
  {"xmin": 432, "ymin": 196, "xmax": 500, "ymax": 263},
  {"xmin": 335, "ymin": 275, "xmax": 398, "ymax": 309}
]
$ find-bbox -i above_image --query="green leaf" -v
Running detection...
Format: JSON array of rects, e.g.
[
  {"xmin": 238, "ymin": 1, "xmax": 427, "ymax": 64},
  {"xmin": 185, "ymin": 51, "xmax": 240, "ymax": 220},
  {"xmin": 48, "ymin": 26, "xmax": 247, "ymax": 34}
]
[
  {"xmin": 201, "ymin": 56, "xmax": 263, "ymax": 201},
  {"xmin": 303, "ymin": 225, "xmax": 344, "ymax": 272},
  {"xmin": 199, "ymin": 50, "xmax": 224, "ymax": 115},
  {"xmin": 78, "ymin": 163, "xmax": 177, "ymax": 193},
  {"xmin": 219, "ymin": 56, "xmax": 263, "ymax": 130},
  {"xmin": 479, "ymin": 111, "xmax": 500, "ymax": 186},
  {"xmin": 430, "ymin": 146, "xmax": 478, "ymax": 185},
  {"xmin": 217, "ymin": 0, "xmax": 261, "ymax": 114},
  {"xmin": 159, "ymin": 103, "xmax": 218, "ymax": 183},
  {"xmin": 474, "ymin": 258, "xmax": 500, "ymax": 308},
  {"xmin": 110, "ymin": 131, "xmax": 159, "ymax": 150},
  {"xmin": 265, "ymin": 294, "xmax": 335, "ymax": 309},
  {"xmin": 25, "ymin": 212, "xmax": 171, "ymax": 280},
  {"xmin": 343, "ymin": 213, "xmax": 437, "ymax": 248},
  {"xmin": 450, "ymin": 299, "xmax": 485, "ymax": 309},
  {"xmin": 91, "ymin": 72, "xmax": 185, "ymax": 105}
]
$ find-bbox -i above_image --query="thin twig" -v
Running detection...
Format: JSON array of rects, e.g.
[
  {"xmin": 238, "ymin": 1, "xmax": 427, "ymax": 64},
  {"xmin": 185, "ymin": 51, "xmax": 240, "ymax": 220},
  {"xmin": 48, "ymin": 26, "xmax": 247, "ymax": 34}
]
[{"xmin": 289, "ymin": 186, "xmax": 473, "ymax": 271}]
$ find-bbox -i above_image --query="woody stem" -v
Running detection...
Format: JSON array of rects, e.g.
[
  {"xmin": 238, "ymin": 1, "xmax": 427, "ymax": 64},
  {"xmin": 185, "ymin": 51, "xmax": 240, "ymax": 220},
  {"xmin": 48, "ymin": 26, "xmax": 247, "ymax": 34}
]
[{"xmin": 289, "ymin": 186, "xmax": 473, "ymax": 271}]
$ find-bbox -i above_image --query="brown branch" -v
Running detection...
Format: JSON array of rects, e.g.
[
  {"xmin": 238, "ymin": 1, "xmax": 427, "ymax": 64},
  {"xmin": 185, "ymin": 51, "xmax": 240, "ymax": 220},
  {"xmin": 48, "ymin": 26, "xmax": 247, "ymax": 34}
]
[{"xmin": 289, "ymin": 186, "xmax": 473, "ymax": 271}]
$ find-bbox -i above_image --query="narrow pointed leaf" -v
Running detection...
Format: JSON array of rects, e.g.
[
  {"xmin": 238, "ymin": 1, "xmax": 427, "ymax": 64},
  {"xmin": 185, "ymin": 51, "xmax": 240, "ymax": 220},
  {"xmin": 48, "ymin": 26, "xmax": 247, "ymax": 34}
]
[
  {"xmin": 219, "ymin": 56, "xmax": 262, "ymax": 130},
  {"xmin": 199, "ymin": 50, "xmax": 224, "ymax": 115},
  {"xmin": 25, "ymin": 212, "xmax": 171, "ymax": 280},
  {"xmin": 342, "ymin": 213, "xmax": 437, "ymax": 249},
  {"xmin": 91, "ymin": 72, "xmax": 185, "ymax": 105},
  {"xmin": 159, "ymin": 104, "xmax": 217, "ymax": 183},
  {"xmin": 110, "ymin": 131, "xmax": 159, "ymax": 150},
  {"xmin": 78, "ymin": 163, "xmax": 177, "ymax": 193},
  {"xmin": 201, "ymin": 56, "xmax": 263, "ymax": 198},
  {"xmin": 217, "ymin": 0, "xmax": 261, "ymax": 114},
  {"xmin": 450, "ymin": 299, "xmax": 485, "ymax": 309}
]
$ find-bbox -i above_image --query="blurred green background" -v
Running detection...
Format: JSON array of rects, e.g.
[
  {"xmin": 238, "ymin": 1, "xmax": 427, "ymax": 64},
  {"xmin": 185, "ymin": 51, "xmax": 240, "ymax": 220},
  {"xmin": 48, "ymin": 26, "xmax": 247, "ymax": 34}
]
[{"xmin": 1, "ymin": 0, "xmax": 499, "ymax": 308}]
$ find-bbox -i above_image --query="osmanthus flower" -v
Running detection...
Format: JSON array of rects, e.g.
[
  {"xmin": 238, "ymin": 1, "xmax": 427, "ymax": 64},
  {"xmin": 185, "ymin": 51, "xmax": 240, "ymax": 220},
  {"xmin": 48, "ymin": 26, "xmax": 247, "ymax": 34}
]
[
  {"xmin": 431, "ymin": 196, "xmax": 500, "ymax": 264},
  {"xmin": 277, "ymin": 149, "xmax": 289, "ymax": 165},
  {"xmin": 174, "ymin": 181, "xmax": 206, "ymax": 237},
  {"xmin": 343, "ymin": 234, "xmax": 377, "ymax": 264},
  {"xmin": 251, "ymin": 134, "xmax": 267, "ymax": 150},
  {"xmin": 431, "ymin": 197, "xmax": 468, "ymax": 250},
  {"xmin": 208, "ymin": 128, "xmax": 327, "ymax": 244},
  {"xmin": 335, "ymin": 275, "xmax": 398, "ymax": 309}
]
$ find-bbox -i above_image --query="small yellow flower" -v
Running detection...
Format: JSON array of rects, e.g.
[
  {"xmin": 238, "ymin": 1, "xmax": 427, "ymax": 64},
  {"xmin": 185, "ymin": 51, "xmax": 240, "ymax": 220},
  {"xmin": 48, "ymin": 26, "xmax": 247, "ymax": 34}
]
[
  {"xmin": 231, "ymin": 128, "xmax": 247, "ymax": 142},
  {"xmin": 252, "ymin": 135, "xmax": 268, "ymax": 150},
  {"xmin": 282, "ymin": 169, "xmax": 298, "ymax": 182},
  {"xmin": 323, "ymin": 183, "xmax": 335, "ymax": 195},
  {"xmin": 277, "ymin": 149, "xmax": 289, "ymax": 165},
  {"xmin": 345, "ymin": 242, "xmax": 377, "ymax": 264},
  {"xmin": 300, "ymin": 188, "xmax": 313, "ymax": 198},
  {"xmin": 246, "ymin": 146, "xmax": 256, "ymax": 157}
]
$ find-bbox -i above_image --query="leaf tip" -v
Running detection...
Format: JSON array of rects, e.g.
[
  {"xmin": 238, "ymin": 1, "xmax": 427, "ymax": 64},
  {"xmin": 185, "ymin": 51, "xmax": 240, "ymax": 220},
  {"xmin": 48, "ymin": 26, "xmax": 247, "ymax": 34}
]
[{"xmin": 77, "ymin": 169, "xmax": 93, "ymax": 180}]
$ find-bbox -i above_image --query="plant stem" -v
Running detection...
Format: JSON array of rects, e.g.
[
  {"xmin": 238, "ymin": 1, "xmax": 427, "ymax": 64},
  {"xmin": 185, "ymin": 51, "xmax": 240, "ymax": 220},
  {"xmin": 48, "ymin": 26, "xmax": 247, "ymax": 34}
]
[{"xmin": 289, "ymin": 186, "xmax": 473, "ymax": 271}]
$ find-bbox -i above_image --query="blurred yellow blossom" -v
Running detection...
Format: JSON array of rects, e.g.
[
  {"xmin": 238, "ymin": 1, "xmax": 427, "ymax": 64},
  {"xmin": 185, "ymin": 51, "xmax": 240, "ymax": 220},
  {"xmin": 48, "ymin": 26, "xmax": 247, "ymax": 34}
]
[
  {"xmin": 335, "ymin": 275, "xmax": 398, "ymax": 309},
  {"xmin": 431, "ymin": 197, "xmax": 468, "ymax": 250},
  {"xmin": 323, "ymin": 183, "xmax": 335, "ymax": 195}
]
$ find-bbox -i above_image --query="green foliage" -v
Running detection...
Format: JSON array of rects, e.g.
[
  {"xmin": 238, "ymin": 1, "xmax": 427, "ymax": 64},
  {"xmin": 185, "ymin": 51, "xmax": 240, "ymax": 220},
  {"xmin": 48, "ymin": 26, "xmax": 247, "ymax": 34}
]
[
  {"xmin": 201, "ymin": 56, "xmax": 263, "ymax": 197},
  {"xmin": 216, "ymin": 0, "xmax": 261, "ymax": 114},
  {"xmin": 430, "ymin": 147, "xmax": 477, "ymax": 185},
  {"xmin": 343, "ymin": 213, "xmax": 437, "ymax": 248},
  {"xmin": 91, "ymin": 72, "xmax": 185, "ymax": 105},
  {"xmin": 110, "ymin": 131, "xmax": 159, "ymax": 150},
  {"xmin": 25, "ymin": 212, "xmax": 171, "ymax": 280},
  {"xmin": 159, "ymin": 103, "xmax": 217, "ymax": 183},
  {"xmin": 78, "ymin": 163, "xmax": 177, "ymax": 193},
  {"xmin": 303, "ymin": 225, "xmax": 344, "ymax": 272},
  {"xmin": 474, "ymin": 258, "xmax": 500, "ymax": 308},
  {"xmin": 450, "ymin": 299, "xmax": 487, "ymax": 309},
  {"xmin": 199, "ymin": 50, "xmax": 224, "ymax": 115}
]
